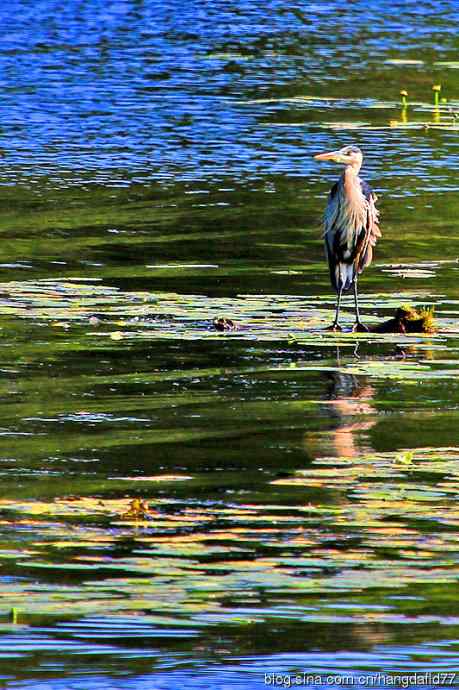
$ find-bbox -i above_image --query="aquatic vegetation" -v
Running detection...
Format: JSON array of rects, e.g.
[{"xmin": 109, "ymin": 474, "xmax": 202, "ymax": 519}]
[
  {"xmin": 371, "ymin": 305, "xmax": 436, "ymax": 334},
  {"xmin": 0, "ymin": 445, "xmax": 456, "ymax": 643},
  {"xmin": 0, "ymin": 0, "xmax": 459, "ymax": 684},
  {"xmin": 385, "ymin": 59, "xmax": 425, "ymax": 66},
  {"xmin": 0, "ymin": 274, "xmax": 456, "ymax": 676},
  {"xmin": 433, "ymin": 84, "xmax": 442, "ymax": 107},
  {"xmin": 0, "ymin": 277, "xmax": 449, "ymax": 345},
  {"xmin": 434, "ymin": 61, "xmax": 459, "ymax": 69}
]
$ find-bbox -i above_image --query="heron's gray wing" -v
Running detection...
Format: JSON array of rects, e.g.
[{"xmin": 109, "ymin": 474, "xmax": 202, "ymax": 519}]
[
  {"xmin": 323, "ymin": 182, "xmax": 341, "ymax": 290},
  {"xmin": 323, "ymin": 182, "xmax": 340, "ymax": 230}
]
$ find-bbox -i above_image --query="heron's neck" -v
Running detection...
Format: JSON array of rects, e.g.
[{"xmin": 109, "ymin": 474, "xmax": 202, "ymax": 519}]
[
  {"xmin": 342, "ymin": 164, "xmax": 363, "ymax": 207},
  {"xmin": 344, "ymin": 162, "xmax": 362, "ymax": 179}
]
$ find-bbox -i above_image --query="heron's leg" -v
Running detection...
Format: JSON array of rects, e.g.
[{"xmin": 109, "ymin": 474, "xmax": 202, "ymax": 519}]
[
  {"xmin": 352, "ymin": 279, "xmax": 368, "ymax": 332},
  {"xmin": 327, "ymin": 287, "xmax": 343, "ymax": 331},
  {"xmin": 354, "ymin": 279, "xmax": 361, "ymax": 322}
]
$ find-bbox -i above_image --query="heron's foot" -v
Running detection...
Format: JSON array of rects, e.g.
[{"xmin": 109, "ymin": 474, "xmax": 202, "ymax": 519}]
[
  {"xmin": 325, "ymin": 322, "xmax": 342, "ymax": 332},
  {"xmin": 352, "ymin": 321, "xmax": 369, "ymax": 333}
]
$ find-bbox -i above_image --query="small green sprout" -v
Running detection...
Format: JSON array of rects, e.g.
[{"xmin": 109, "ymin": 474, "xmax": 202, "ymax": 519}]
[{"xmin": 432, "ymin": 84, "xmax": 441, "ymax": 107}]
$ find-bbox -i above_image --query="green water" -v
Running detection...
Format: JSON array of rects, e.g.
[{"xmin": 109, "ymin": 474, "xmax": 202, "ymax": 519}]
[{"xmin": 2, "ymin": 1, "xmax": 459, "ymax": 688}]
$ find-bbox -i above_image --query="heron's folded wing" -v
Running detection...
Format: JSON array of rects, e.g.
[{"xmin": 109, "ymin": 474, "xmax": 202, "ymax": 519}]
[
  {"xmin": 322, "ymin": 182, "xmax": 340, "ymax": 236},
  {"xmin": 323, "ymin": 183, "xmax": 342, "ymax": 291},
  {"xmin": 356, "ymin": 182, "xmax": 381, "ymax": 272}
]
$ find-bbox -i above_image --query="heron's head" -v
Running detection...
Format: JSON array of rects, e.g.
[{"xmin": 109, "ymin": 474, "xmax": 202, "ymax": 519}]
[{"xmin": 314, "ymin": 145, "xmax": 362, "ymax": 168}]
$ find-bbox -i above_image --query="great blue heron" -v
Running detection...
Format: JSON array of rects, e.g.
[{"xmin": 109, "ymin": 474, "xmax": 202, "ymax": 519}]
[{"xmin": 314, "ymin": 145, "xmax": 381, "ymax": 331}]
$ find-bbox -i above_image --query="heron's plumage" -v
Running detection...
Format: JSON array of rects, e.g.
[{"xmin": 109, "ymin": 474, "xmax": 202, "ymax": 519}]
[
  {"xmin": 314, "ymin": 144, "xmax": 381, "ymax": 329},
  {"xmin": 323, "ymin": 169, "xmax": 380, "ymax": 293}
]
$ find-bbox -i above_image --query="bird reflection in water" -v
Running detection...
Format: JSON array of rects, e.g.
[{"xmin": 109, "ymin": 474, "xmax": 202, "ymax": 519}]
[{"xmin": 304, "ymin": 355, "xmax": 377, "ymax": 460}]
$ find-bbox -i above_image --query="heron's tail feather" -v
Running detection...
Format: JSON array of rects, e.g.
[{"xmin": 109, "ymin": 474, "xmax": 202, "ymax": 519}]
[{"xmin": 334, "ymin": 262, "xmax": 355, "ymax": 292}]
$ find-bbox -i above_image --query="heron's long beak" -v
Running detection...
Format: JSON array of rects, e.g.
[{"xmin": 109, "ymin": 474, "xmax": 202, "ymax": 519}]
[{"xmin": 314, "ymin": 150, "xmax": 341, "ymax": 162}]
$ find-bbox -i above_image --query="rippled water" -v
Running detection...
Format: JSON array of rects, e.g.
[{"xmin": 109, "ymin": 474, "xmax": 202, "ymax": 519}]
[{"xmin": 1, "ymin": 1, "xmax": 459, "ymax": 689}]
